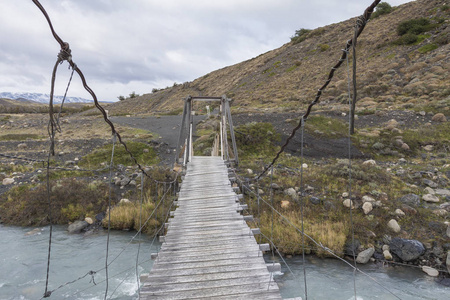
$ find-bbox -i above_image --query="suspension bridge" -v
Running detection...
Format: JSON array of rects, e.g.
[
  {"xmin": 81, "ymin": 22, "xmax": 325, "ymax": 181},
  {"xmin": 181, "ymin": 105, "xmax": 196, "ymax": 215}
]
[{"xmin": 139, "ymin": 96, "xmax": 286, "ymax": 299}]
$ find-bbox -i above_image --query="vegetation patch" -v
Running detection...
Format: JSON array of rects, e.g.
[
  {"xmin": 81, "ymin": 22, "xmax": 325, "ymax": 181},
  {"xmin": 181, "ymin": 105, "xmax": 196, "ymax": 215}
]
[
  {"xmin": 0, "ymin": 133, "xmax": 43, "ymax": 141},
  {"xmin": 418, "ymin": 43, "xmax": 438, "ymax": 53},
  {"xmin": 290, "ymin": 28, "xmax": 312, "ymax": 44},
  {"xmin": 234, "ymin": 122, "xmax": 280, "ymax": 159},
  {"xmin": 393, "ymin": 18, "xmax": 440, "ymax": 45},
  {"xmin": 79, "ymin": 141, "xmax": 158, "ymax": 169},
  {"xmin": 0, "ymin": 179, "xmax": 111, "ymax": 226}
]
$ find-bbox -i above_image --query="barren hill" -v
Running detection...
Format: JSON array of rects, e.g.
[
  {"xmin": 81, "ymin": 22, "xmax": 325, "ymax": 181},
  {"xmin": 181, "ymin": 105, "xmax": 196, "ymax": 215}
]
[{"xmin": 101, "ymin": 0, "xmax": 448, "ymax": 116}]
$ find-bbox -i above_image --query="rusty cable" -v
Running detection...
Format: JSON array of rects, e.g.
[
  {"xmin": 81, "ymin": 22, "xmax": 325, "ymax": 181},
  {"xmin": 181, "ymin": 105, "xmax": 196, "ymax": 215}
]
[
  {"xmin": 31, "ymin": 0, "xmax": 177, "ymax": 184},
  {"xmin": 257, "ymin": 0, "xmax": 381, "ymax": 180}
]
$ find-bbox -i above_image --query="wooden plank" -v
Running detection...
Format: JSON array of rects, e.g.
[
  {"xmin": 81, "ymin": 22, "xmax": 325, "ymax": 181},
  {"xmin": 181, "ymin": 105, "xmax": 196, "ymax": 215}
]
[{"xmin": 140, "ymin": 156, "xmax": 281, "ymax": 299}]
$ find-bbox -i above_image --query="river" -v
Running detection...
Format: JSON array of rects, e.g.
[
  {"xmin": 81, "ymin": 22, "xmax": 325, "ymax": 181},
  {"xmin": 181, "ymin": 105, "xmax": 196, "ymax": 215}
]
[{"xmin": 0, "ymin": 225, "xmax": 448, "ymax": 300}]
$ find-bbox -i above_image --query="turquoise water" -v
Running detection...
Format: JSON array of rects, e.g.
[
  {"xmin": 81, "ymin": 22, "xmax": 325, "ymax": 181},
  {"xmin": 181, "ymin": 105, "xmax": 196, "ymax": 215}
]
[{"xmin": 0, "ymin": 225, "xmax": 448, "ymax": 300}]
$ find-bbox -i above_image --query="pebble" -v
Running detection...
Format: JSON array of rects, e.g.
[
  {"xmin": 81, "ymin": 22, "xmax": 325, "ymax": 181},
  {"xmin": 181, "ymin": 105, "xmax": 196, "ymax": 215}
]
[
  {"xmin": 362, "ymin": 195, "xmax": 375, "ymax": 203},
  {"xmin": 423, "ymin": 187, "xmax": 435, "ymax": 195},
  {"xmin": 423, "ymin": 145, "xmax": 434, "ymax": 152},
  {"xmin": 2, "ymin": 178, "xmax": 14, "ymax": 185},
  {"xmin": 363, "ymin": 159, "xmax": 376, "ymax": 165},
  {"xmin": 422, "ymin": 266, "xmax": 439, "ymax": 277},
  {"xmin": 343, "ymin": 199, "xmax": 354, "ymax": 209},
  {"xmin": 383, "ymin": 249, "xmax": 393, "ymax": 260},
  {"xmin": 395, "ymin": 209, "xmax": 405, "ymax": 216},
  {"xmin": 387, "ymin": 219, "xmax": 401, "ymax": 233}
]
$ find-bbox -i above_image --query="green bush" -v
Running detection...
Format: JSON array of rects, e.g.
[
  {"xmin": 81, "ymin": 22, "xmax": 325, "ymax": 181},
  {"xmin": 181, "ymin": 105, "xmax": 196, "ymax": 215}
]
[
  {"xmin": 397, "ymin": 18, "xmax": 434, "ymax": 36},
  {"xmin": 290, "ymin": 28, "xmax": 311, "ymax": 44},
  {"xmin": 372, "ymin": 2, "xmax": 393, "ymax": 19},
  {"xmin": 235, "ymin": 122, "xmax": 280, "ymax": 155},
  {"xmin": 393, "ymin": 33, "xmax": 419, "ymax": 45}
]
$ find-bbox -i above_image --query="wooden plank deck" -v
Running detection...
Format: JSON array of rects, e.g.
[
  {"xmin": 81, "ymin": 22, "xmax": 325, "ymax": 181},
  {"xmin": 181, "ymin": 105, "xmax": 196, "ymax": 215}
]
[{"xmin": 140, "ymin": 156, "xmax": 282, "ymax": 299}]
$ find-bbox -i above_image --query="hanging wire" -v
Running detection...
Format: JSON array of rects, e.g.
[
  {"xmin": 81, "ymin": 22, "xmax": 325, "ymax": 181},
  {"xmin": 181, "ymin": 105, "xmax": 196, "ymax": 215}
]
[
  {"xmin": 299, "ymin": 117, "xmax": 308, "ymax": 300},
  {"xmin": 43, "ymin": 158, "xmax": 53, "ymax": 298},
  {"xmin": 104, "ymin": 133, "xmax": 117, "ymax": 300},
  {"xmin": 135, "ymin": 172, "xmax": 144, "ymax": 300}
]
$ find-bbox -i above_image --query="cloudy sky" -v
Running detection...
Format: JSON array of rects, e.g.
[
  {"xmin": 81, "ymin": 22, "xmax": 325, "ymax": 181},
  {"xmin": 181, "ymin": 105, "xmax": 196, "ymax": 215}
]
[{"xmin": 1, "ymin": 0, "xmax": 411, "ymax": 102}]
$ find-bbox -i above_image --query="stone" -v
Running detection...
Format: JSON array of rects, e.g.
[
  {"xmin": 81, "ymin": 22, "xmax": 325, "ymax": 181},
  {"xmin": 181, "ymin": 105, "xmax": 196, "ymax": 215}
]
[
  {"xmin": 25, "ymin": 228, "xmax": 42, "ymax": 236},
  {"xmin": 304, "ymin": 185, "xmax": 314, "ymax": 193},
  {"xmin": 422, "ymin": 194, "xmax": 440, "ymax": 203},
  {"xmin": 398, "ymin": 158, "xmax": 407, "ymax": 164},
  {"xmin": 419, "ymin": 111, "xmax": 426, "ymax": 116},
  {"xmin": 423, "ymin": 145, "xmax": 434, "ymax": 152},
  {"xmin": 281, "ymin": 200, "xmax": 290, "ymax": 208},
  {"xmin": 363, "ymin": 160, "xmax": 376, "ymax": 166},
  {"xmin": 372, "ymin": 142, "xmax": 385, "ymax": 150},
  {"xmin": 246, "ymin": 169, "xmax": 253, "ymax": 175},
  {"xmin": 382, "ymin": 245, "xmax": 390, "ymax": 251},
  {"xmin": 356, "ymin": 247, "xmax": 375, "ymax": 264},
  {"xmin": 343, "ymin": 199, "xmax": 354, "ymax": 209},
  {"xmin": 433, "ymin": 209, "xmax": 448, "ymax": 216},
  {"xmin": 284, "ymin": 188, "xmax": 298, "ymax": 201},
  {"xmin": 447, "ymin": 251, "xmax": 450, "ymax": 273},
  {"xmin": 431, "ymin": 113, "xmax": 447, "ymax": 122},
  {"xmin": 68, "ymin": 220, "xmax": 89, "ymax": 234},
  {"xmin": 119, "ymin": 198, "xmax": 131, "ymax": 205},
  {"xmin": 395, "ymin": 209, "xmax": 405, "ymax": 216},
  {"xmin": 120, "ymin": 177, "xmax": 131, "ymax": 186},
  {"xmin": 422, "ymin": 266, "xmax": 439, "ymax": 277},
  {"xmin": 389, "ymin": 238, "xmax": 425, "ymax": 262},
  {"xmin": 362, "ymin": 195, "xmax": 375, "ymax": 203},
  {"xmin": 401, "ymin": 143, "xmax": 410, "ymax": 150},
  {"xmin": 85, "ymin": 217, "xmax": 93, "ymax": 225},
  {"xmin": 362, "ymin": 202, "xmax": 373, "ymax": 214},
  {"xmin": 383, "ymin": 249, "xmax": 393, "ymax": 260},
  {"xmin": 345, "ymin": 239, "xmax": 361, "ymax": 256},
  {"xmin": 17, "ymin": 143, "xmax": 27, "ymax": 149},
  {"xmin": 302, "ymin": 163, "xmax": 308, "ymax": 169},
  {"xmin": 397, "ymin": 194, "xmax": 420, "ymax": 207},
  {"xmin": 309, "ymin": 197, "xmax": 321, "ymax": 205},
  {"xmin": 271, "ymin": 183, "xmax": 281, "ymax": 190},
  {"xmin": 143, "ymin": 148, "xmax": 149, "ymax": 153},
  {"xmin": 422, "ymin": 179, "xmax": 438, "ymax": 188},
  {"xmin": 387, "ymin": 219, "xmax": 401, "ymax": 233},
  {"xmin": 435, "ymin": 189, "xmax": 450, "ymax": 196},
  {"xmin": 423, "ymin": 187, "xmax": 435, "ymax": 194},
  {"xmin": 2, "ymin": 178, "xmax": 14, "ymax": 185},
  {"xmin": 65, "ymin": 160, "xmax": 76, "ymax": 166},
  {"xmin": 342, "ymin": 192, "xmax": 349, "ymax": 198}
]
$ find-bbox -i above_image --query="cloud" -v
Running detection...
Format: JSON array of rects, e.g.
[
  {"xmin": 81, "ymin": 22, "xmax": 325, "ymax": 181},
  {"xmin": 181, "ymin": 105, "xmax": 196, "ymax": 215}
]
[{"xmin": 0, "ymin": 0, "xmax": 412, "ymax": 101}]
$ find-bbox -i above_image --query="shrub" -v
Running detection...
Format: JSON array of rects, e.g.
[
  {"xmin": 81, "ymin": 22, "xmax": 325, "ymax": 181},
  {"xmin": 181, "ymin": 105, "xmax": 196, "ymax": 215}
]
[
  {"xmin": 397, "ymin": 18, "xmax": 433, "ymax": 36},
  {"xmin": 393, "ymin": 33, "xmax": 419, "ymax": 45},
  {"xmin": 235, "ymin": 122, "xmax": 280, "ymax": 156},
  {"xmin": 318, "ymin": 44, "xmax": 330, "ymax": 52},
  {"xmin": 371, "ymin": 2, "xmax": 393, "ymax": 19},
  {"xmin": 290, "ymin": 28, "xmax": 311, "ymax": 44}
]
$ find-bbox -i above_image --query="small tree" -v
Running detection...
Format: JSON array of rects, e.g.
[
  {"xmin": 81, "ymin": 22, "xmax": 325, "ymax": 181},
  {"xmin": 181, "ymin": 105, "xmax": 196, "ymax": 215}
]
[
  {"xmin": 129, "ymin": 91, "xmax": 139, "ymax": 98},
  {"xmin": 117, "ymin": 95, "xmax": 125, "ymax": 101},
  {"xmin": 371, "ymin": 2, "xmax": 393, "ymax": 19}
]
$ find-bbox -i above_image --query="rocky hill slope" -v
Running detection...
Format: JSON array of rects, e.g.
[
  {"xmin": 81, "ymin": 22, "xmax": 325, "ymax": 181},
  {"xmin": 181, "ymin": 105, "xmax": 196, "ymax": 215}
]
[{"xmin": 104, "ymin": 0, "xmax": 449, "ymax": 116}]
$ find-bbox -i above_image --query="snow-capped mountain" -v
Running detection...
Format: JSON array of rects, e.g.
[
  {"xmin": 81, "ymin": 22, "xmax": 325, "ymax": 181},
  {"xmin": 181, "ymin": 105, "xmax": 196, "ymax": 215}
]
[{"xmin": 0, "ymin": 92, "xmax": 93, "ymax": 104}]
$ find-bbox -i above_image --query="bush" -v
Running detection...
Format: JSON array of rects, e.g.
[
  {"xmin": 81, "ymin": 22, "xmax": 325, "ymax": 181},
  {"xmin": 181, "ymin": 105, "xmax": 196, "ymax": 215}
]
[
  {"xmin": 397, "ymin": 18, "xmax": 433, "ymax": 36},
  {"xmin": 235, "ymin": 122, "xmax": 280, "ymax": 155},
  {"xmin": 393, "ymin": 32, "xmax": 419, "ymax": 45},
  {"xmin": 418, "ymin": 43, "xmax": 438, "ymax": 53},
  {"xmin": 372, "ymin": 2, "xmax": 393, "ymax": 19},
  {"xmin": 290, "ymin": 28, "xmax": 311, "ymax": 44}
]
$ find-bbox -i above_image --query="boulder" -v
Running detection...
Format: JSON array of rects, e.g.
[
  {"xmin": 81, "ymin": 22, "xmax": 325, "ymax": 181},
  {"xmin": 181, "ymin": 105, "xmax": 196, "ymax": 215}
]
[
  {"xmin": 362, "ymin": 202, "xmax": 373, "ymax": 215},
  {"xmin": 343, "ymin": 199, "xmax": 354, "ymax": 209},
  {"xmin": 401, "ymin": 143, "xmax": 410, "ymax": 150},
  {"xmin": 431, "ymin": 113, "xmax": 447, "ymax": 122},
  {"xmin": 119, "ymin": 198, "xmax": 131, "ymax": 205},
  {"xmin": 363, "ymin": 160, "xmax": 376, "ymax": 166},
  {"xmin": 422, "ymin": 179, "xmax": 438, "ymax": 188},
  {"xmin": 422, "ymin": 194, "xmax": 440, "ymax": 203},
  {"xmin": 309, "ymin": 197, "xmax": 321, "ymax": 205},
  {"xmin": 362, "ymin": 195, "xmax": 375, "ymax": 203},
  {"xmin": 85, "ymin": 217, "xmax": 94, "ymax": 225},
  {"xmin": 344, "ymin": 239, "xmax": 361, "ymax": 256},
  {"xmin": 387, "ymin": 219, "xmax": 401, "ymax": 233},
  {"xmin": 423, "ymin": 145, "xmax": 434, "ymax": 152},
  {"xmin": 2, "ymin": 178, "xmax": 14, "ymax": 185},
  {"xmin": 356, "ymin": 247, "xmax": 375, "ymax": 264},
  {"xmin": 397, "ymin": 194, "xmax": 420, "ymax": 206},
  {"xmin": 395, "ymin": 209, "xmax": 405, "ymax": 216},
  {"xmin": 435, "ymin": 189, "xmax": 450, "ymax": 196},
  {"xmin": 423, "ymin": 187, "xmax": 435, "ymax": 195},
  {"xmin": 284, "ymin": 188, "xmax": 298, "ymax": 201},
  {"xmin": 68, "ymin": 220, "xmax": 89, "ymax": 234},
  {"xmin": 422, "ymin": 266, "xmax": 439, "ymax": 277},
  {"xmin": 246, "ymin": 169, "xmax": 253, "ymax": 175},
  {"xmin": 447, "ymin": 251, "xmax": 450, "ymax": 273},
  {"xmin": 389, "ymin": 238, "xmax": 425, "ymax": 262}
]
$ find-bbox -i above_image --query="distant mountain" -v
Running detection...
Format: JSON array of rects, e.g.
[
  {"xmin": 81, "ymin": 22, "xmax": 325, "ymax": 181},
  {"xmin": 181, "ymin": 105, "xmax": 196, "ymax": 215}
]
[{"xmin": 0, "ymin": 92, "xmax": 93, "ymax": 104}]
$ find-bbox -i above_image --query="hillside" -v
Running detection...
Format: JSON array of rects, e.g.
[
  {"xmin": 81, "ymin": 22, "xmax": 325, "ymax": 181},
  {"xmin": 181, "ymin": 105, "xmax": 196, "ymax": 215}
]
[{"xmin": 104, "ymin": 0, "xmax": 449, "ymax": 116}]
